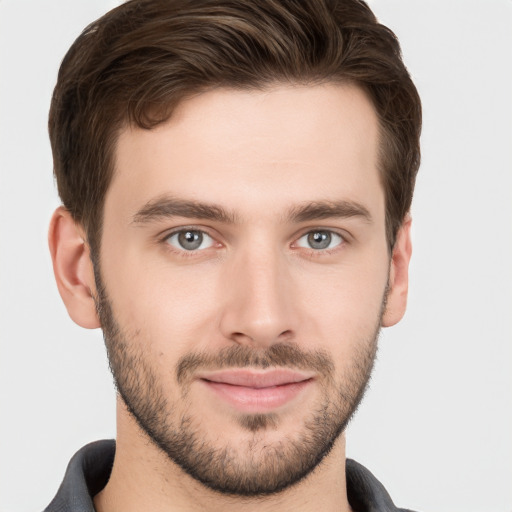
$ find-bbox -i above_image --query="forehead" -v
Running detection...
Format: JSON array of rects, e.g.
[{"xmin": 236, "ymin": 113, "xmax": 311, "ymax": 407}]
[{"xmin": 109, "ymin": 83, "xmax": 383, "ymax": 222}]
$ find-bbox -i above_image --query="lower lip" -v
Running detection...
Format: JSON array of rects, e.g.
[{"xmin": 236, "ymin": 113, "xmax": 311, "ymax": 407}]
[{"xmin": 200, "ymin": 379, "xmax": 313, "ymax": 413}]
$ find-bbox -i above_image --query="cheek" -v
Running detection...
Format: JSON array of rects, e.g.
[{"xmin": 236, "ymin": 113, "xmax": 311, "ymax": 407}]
[
  {"xmin": 296, "ymin": 255, "xmax": 388, "ymax": 353},
  {"xmin": 102, "ymin": 249, "xmax": 222, "ymax": 356}
]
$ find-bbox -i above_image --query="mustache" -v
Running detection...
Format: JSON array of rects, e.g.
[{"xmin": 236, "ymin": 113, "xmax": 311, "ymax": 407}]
[{"xmin": 176, "ymin": 343, "xmax": 335, "ymax": 385}]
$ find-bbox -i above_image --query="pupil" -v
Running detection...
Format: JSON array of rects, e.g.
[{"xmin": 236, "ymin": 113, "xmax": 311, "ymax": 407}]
[
  {"xmin": 308, "ymin": 231, "xmax": 331, "ymax": 250},
  {"xmin": 179, "ymin": 230, "xmax": 202, "ymax": 250}
]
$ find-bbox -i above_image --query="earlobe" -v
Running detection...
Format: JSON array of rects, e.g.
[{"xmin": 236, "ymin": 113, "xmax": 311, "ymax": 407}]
[
  {"xmin": 381, "ymin": 216, "xmax": 413, "ymax": 328},
  {"xmin": 48, "ymin": 207, "xmax": 101, "ymax": 329}
]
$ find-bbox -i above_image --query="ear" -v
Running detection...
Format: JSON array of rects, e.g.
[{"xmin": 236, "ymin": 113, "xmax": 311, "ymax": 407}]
[
  {"xmin": 48, "ymin": 207, "xmax": 100, "ymax": 329},
  {"xmin": 381, "ymin": 216, "xmax": 413, "ymax": 327}
]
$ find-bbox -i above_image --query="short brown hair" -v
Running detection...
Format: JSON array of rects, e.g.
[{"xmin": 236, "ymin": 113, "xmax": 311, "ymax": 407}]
[{"xmin": 49, "ymin": 0, "xmax": 421, "ymax": 257}]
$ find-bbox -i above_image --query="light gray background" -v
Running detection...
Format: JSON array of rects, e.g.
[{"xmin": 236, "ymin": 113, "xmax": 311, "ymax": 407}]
[{"xmin": 1, "ymin": 1, "xmax": 511, "ymax": 511}]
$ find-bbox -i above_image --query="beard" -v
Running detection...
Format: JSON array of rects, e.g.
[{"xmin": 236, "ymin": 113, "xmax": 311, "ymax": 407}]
[{"xmin": 95, "ymin": 274, "xmax": 382, "ymax": 497}]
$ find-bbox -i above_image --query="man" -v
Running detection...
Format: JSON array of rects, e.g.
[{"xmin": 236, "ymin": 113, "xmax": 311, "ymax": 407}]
[{"xmin": 45, "ymin": 0, "xmax": 421, "ymax": 510}]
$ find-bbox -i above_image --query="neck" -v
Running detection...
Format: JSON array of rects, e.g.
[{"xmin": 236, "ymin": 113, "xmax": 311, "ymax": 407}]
[{"xmin": 94, "ymin": 398, "xmax": 352, "ymax": 512}]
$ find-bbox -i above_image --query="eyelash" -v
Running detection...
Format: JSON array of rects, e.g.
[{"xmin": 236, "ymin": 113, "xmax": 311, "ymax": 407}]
[
  {"xmin": 161, "ymin": 226, "xmax": 218, "ymax": 257},
  {"xmin": 293, "ymin": 230, "xmax": 345, "ymax": 254},
  {"xmin": 160, "ymin": 227, "xmax": 348, "ymax": 257}
]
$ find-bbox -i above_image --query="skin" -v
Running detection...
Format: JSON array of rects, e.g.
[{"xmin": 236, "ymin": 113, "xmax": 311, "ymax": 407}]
[{"xmin": 49, "ymin": 83, "xmax": 412, "ymax": 512}]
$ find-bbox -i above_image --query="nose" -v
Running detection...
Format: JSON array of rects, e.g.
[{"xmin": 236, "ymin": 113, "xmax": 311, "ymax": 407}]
[{"xmin": 218, "ymin": 245, "xmax": 296, "ymax": 348}]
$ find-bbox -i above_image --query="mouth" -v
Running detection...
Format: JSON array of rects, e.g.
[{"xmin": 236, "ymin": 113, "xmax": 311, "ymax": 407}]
[{"xmin": 196, "ymin": 369, "xmax": 315, "ymax": 413}]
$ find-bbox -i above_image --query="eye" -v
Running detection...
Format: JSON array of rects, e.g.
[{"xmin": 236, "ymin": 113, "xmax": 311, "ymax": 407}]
[
  {"xmin": 296, "ymin": 230, "xmax": 344, "ymax": 250},
  {"xmin": 166, "ymin": 229, "xmax": 215, "ymax": 251}
]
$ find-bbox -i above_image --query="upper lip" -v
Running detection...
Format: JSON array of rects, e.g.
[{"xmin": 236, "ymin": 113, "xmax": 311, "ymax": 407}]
[{"xmin": 196, "ymin": 369, "xmax": 315, "ymax": 388}]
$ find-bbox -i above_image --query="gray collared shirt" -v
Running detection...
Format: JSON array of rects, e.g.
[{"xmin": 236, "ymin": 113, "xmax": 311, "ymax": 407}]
[{"xmin": 43, "ymin": 440, "xmax": 417, "ymax": 512}]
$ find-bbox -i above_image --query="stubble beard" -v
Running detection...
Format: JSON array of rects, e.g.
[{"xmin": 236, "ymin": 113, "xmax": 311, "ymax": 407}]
[{"xmin": 95, "ymin": 275, "xmax": 382, "ymax": 497}]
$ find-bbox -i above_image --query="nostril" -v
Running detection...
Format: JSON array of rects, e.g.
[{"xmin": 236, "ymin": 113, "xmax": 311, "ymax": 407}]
[{"xmin": 231, "ymin": 332, "xmax": 255, "ymax": 344}]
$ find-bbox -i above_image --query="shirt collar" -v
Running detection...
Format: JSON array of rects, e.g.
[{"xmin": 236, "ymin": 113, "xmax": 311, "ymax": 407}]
[{"xmin": 44, "ymin": 440, "xmax": 410, "ymax": 512}]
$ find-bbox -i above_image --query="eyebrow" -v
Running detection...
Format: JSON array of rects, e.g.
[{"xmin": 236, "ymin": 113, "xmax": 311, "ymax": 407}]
[
  {"xmin": 132, "ymin": 196, "xmax": 238, "ymax": 225},
  {"xmin": 131, "ymin": 196, "xmax": 372, "ymax": 225},
  {"xmin": 287, "ymin": 200, "xmax": 372, "ymax": 223}
]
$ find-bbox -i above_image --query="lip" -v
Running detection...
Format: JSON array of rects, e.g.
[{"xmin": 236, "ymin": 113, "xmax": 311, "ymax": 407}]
[{"xmin": 196, "ymin": 369, "xmax": 315, "ymax": 413}]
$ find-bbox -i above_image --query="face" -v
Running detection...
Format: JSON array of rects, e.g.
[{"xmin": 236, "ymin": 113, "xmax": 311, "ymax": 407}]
[{"xmin": 96, "ymin": 84, "xmax": 391, "ymax": 495}]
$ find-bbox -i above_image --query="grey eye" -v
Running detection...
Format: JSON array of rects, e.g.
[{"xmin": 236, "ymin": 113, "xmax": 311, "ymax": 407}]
[
  {"xmin": 296, "ymin": 230, "xmax": 343, "ymax": 250},
  {"xmin": 166, "ymin": 230, "xmax": 214, "ymax": 251}
]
